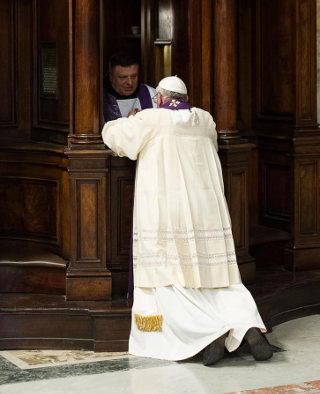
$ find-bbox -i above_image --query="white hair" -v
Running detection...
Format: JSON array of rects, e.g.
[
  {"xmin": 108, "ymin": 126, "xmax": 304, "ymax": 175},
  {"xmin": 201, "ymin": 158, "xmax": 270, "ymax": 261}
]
[{"xmin": 156, "ymin": 86, "xmax": 187, "ymax": 102}]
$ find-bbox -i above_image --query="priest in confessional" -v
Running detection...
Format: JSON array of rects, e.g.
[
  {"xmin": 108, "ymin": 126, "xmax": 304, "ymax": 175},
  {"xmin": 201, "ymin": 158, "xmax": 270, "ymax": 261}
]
[{"xmin": 103, "ymin": 52, "xmax": 157, "ymax": 122}]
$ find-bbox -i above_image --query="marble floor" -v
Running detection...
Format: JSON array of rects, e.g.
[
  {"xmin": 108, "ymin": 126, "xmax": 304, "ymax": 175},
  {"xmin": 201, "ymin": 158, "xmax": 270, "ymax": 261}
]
[{"xmin": 0, "ymin": 314, "xmax": 320, "ymax": 394}]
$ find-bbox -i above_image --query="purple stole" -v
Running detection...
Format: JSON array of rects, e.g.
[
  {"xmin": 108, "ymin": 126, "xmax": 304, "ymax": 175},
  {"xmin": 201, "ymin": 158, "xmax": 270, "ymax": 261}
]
[
  {"xmin": 160, "ymin": 98, "xmax": 191, "ymax": 110},
  {"xmin": 128, "ymin": 97, "xmax": 191, "ymax": 299},
  {"xmin": 104, "ymin": 83, "xmax": 153, "ymax": 122}
]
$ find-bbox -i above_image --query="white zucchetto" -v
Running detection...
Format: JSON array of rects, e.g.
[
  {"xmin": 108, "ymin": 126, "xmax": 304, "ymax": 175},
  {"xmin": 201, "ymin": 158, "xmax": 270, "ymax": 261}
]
[{"xmin": 158, "ymin": 76, "xmax": 187, "ymax": 95}]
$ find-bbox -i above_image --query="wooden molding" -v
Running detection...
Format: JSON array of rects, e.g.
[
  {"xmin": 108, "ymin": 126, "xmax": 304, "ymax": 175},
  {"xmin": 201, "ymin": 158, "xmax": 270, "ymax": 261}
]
[
  {"xmin": 65, "ymin": 148, "xmax": 112, "ymax": 301},
  {"xmin": 219, "ymin": 142, "xmax": 256, "ymax": 280},
  {"xmin": 295, "ymin": 0, "xmax": 317, "ymax": 128}
]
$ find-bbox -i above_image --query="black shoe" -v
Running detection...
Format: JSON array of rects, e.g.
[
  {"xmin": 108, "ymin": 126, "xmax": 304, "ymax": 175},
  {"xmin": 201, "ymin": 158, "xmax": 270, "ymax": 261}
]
[
  {"xmin": 244, "ymin": 328, "xmax": 273, "ymax": 361},
  {"xmin": 202, "ymin": 333, "xmax": 226, "ymax": 366}
]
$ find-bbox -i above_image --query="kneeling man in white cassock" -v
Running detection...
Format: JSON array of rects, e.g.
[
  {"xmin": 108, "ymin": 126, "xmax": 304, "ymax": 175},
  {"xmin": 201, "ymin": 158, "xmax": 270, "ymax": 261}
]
[{"xmin": 101, "ymin": 76, "xmax": 273, "ymax": 366}]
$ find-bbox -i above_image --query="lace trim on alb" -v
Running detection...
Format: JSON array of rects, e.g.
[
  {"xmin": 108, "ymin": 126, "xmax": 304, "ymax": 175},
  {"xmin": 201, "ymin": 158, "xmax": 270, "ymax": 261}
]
[
  {"xmin": 133, "ymin": 228, "xmax": 233, "ymax": 242},
  {"xmin": 133, "ymin": 251, "xmax": 237, "ymax": 266}
]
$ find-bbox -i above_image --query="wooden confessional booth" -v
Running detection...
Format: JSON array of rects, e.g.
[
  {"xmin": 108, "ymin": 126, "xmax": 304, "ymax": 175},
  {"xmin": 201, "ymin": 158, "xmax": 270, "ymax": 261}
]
[{"xmin": 0, "ymin": 0, "xmax": 320, "ymax": 351}]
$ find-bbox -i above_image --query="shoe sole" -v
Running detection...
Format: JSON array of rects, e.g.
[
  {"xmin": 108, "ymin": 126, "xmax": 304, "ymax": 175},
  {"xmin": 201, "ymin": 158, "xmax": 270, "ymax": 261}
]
[
  {"xmin": 245, "ymin": 328, "xmax": 273, "ymax": 361},
  {"xmin": 203, "ymin": 334, "xmax": 226, "ymax": 366}
]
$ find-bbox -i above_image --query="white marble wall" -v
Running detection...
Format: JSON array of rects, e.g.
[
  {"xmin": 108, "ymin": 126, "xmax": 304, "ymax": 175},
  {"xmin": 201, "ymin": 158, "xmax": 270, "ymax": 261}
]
[{"xmin": 317, "ymin": 0, "xmax": 320, "ymax": 123}]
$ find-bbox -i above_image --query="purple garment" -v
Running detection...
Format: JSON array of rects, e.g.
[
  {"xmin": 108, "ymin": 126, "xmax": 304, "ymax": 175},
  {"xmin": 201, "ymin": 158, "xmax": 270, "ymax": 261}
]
[
  {"xmin": 160, "ymin": 98, "xmax": 191, "ymax": 110},
  {"xmin": 104, "ymin": 83, "xmax": 153, "ymax": 122}
]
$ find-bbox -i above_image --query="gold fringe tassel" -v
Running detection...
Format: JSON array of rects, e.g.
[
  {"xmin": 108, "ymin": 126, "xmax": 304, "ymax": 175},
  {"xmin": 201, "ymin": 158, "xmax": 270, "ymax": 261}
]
[{"xmin": 134, "ymin": 313, "xmax": 163, "ymax": 332}]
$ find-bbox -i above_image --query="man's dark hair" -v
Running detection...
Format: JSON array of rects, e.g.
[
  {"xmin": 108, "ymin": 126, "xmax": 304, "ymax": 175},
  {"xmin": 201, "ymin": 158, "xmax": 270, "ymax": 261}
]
[{"xmin": 109, "ymin": 52, "xmax": 139, "ymax": 73}]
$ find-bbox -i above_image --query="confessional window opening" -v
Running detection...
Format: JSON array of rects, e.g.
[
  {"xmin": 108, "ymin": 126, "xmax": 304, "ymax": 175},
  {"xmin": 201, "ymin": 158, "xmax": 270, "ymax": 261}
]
[{"xmin": 40, "ymin": 43, "xmax": 57, "ymax": 99}]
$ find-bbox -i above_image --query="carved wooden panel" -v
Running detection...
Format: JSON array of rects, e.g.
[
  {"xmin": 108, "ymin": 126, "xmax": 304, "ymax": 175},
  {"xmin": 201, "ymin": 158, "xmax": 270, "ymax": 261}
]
[
  {"xmin": 226, "ymin": 168, "xmax": 248, "ymax": 251},
  {"xmin": 0, "ymin": 1, "xmax": 15, "ymax": 127},
  {"xmin": 0, "ymin": 0, "xmax": 31, "ymax": 141},
  {"xmin": 295, "ymin": 159, "xmax": 320, "ymax": 245},
  {"xmin": 0, "ymin": 146, "xmax": 70, "ymax": 257},
  {"xmin": 256, "ymin": 0, "xmax": 295, "ymax": 122},
  {"xmin": 78, "ymin": 181, "xmax": 99, "ymax": 260},
  {"xmin": 116, "ymin": 178, "xmax": 133, "ymax": 255},
  {"xmin": 66, "ymin": 149, "xmax": 111, "ymax": 301},
  {"xmin": 0, "ymin": 178, "xmax": 58, "ymax": 242},
  {"xmin": 33, "ymin": 0, "xmax": 70, "ymax": 143},
  {"xmin": 69, "ymin": 174, "xmax": 106, "ymax": 266},
  {"xmin": 219, "ymin": 146, "xmax": 255, "ymax": 281},
  {"xmin": 110, "ymin": 159, "xmax": 135, "ymax": 271},
  {"xmin": 261, "ymin": 158, "xmax": 291, "ymax": 231},
  {"xmin": 295, "ymin": 0, "xmax": 317, "ymax": 127}
]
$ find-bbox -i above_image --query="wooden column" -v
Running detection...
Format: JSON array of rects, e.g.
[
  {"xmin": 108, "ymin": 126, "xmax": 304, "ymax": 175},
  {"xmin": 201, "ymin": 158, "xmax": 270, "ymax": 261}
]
[
  {"xmin": 213, "ymin": 0, "xmax": 255, "ymax": 282},
  {"xmin": 65, "ymin": 0, "xmax": 111, "ymax": 301},
  {"xmin": 213, "ymin": 0, "xmax": 239, "ymax": 141}
]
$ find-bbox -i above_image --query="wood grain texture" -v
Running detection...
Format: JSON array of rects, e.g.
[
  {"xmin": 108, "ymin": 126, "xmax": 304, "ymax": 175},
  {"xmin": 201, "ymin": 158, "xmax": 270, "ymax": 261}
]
[
  {"xmin": 32, "ymin": 0, "xmax": 70, "ymax": 144},
  {"xmin": 256, "ymin": 0, "xmax": 295, "ymax": 122},
  {"xmin": 0, "ymin": 0, "xmax": 31, "ymax": 141},
  {"xmin": 295, "ymin": 0, "xmax": 317, "ymax": 127},
  {"xmin": 213, "ymin": 0, "xmax": 238, "ymax": 135},
  {"xmin": 0, "ymin": 145, "xmax": 69, "ymax": 255},
  {"xmin": 74, "ymin": 0, "xmax": 100, "ymax": 134},
  {"xmin": 0, "ymin": 1, "xmax": 15, "ymax": 126},
  {"xmin": 110, "ymin": 157, "xmax": 135, "ymax": 272}
]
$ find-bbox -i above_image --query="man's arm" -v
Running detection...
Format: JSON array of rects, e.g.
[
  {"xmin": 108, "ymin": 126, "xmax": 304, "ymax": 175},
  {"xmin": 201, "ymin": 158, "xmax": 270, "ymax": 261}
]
[{"xmin": 101, "ymin": 111, "xmax": 155, "ymax": 160}]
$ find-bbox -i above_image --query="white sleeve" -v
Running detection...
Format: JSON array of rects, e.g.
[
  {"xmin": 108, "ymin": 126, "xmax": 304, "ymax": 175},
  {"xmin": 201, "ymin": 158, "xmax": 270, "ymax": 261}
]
[
  {"xmin": 101, "ymin": 113, "xmax": 154, "ymax": 160},
  {"xmin": 211, "ymin": 119, "xmax": 218, "ymax": 151}
]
